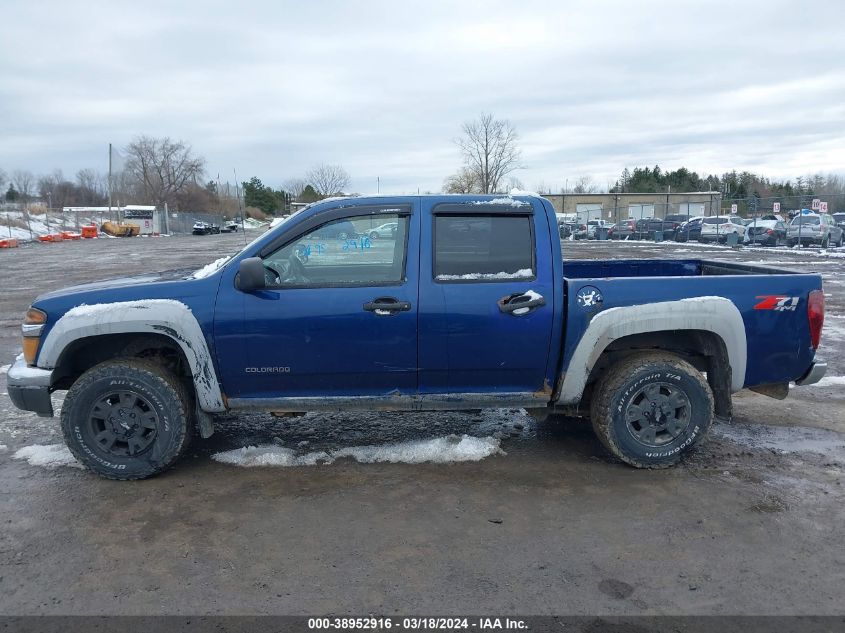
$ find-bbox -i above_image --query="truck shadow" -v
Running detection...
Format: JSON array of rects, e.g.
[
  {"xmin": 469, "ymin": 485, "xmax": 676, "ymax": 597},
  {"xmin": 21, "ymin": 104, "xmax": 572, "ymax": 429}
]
[{"xmin": 187, "ymin": 409, "xmax": 612, "ymax": 466}]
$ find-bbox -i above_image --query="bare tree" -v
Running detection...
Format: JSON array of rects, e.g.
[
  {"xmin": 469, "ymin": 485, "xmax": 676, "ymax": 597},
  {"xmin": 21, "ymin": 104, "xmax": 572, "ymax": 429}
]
[
  {"xmin": 0, "ymin": 168, "xmax": 7, "ymax": 193},
  {"xmin": 12, "ymin": 170, "xmax": 35, "ymax": 203},
  {"xmin": 283, "ymin": 177, "xmax": 308, "ymax": 200},
  {"xmin": 455, "ymin": 113, "xmax": 521, "ymax": 194},
  {"xmin": 443, "ymin": 167, "xmax": 479, "ymax": 193},
  {"xmin": 572, "ymin": 176, "xmax": 598, "ymax": 194},
  {"xmin": 123, "ymin": 136, "xmax": 206, "ymax": 208},
  {"xmin": 305, "ymin": 164, "xmax": 350, "ymax": 198}
]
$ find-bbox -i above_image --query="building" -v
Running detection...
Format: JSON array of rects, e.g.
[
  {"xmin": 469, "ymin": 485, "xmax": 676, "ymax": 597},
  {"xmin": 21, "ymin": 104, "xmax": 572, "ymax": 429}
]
[
  {"xmin": 542, "ymin": 192, "xmax": 723, "ymax": 223},
  {"xmin": 63, "ymin": 205, "xmax": 161, "ymax": 234}
]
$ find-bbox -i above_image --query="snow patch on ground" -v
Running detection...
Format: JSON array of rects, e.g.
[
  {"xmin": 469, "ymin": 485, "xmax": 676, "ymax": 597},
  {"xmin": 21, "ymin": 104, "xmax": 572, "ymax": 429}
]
[
  {"xmin": 213, "ymin": 434, "xmax": 503, "ymax": 468},
  {"xmin": 0, "ymin": 444, "xmax": 7, "ymax": 451},
  {"xmin": 0, "ymin": 364, "xmax": 9, "ymax": 375},
  {"xmin": 191, "ymin": 255, "xmax": 231, "ymax": 279},
  {"xmin": 436, "ymin": 268, "xmax": 533, "ymax": 281},
  {"xmin": 803, "ymin": 375, "xmax": 845, "ymax": 387},
  {"xmin": 13, "ymin": 444, "xmax": 83, "ymax": 469},
  {"xmin": 714, "ymin": 423, "xmax": 845, "ymax": 458}
]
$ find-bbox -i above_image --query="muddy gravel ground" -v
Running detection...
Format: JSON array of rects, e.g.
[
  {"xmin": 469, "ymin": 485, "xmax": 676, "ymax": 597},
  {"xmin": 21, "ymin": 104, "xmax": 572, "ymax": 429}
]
[{"xmin": 0, "ymin": 232, "xmax": 843, "ymax": 616}]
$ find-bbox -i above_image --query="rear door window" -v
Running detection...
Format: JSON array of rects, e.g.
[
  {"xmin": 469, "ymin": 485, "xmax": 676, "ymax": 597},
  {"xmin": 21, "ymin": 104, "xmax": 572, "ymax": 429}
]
[{"xmin": 434, "ymin": 215, "xmax": 534, "ymax": 281}]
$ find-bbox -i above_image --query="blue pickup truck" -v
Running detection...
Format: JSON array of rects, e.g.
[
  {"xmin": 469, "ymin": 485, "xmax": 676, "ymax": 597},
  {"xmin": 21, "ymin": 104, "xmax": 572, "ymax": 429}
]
[{"xmin": 7, "ymin": 194, "xmax": 827, "ymax": 479}]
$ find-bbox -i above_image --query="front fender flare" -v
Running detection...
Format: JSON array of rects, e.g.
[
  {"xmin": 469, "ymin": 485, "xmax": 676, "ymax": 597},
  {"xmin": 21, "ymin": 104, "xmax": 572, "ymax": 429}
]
[
  {"xmin": 37, "ymin": 299, "xmax": 225, "ymax": 413},
  {"xmin": 557, "ymin": 296, "xmax": 747, "ymax": 405}
]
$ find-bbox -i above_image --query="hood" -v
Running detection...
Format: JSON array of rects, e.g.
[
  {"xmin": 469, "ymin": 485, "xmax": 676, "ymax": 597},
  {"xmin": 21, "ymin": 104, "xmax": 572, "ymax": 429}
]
[{"xmin": 35, "ymin": 268, "xmax": 197, "ymax": 301}]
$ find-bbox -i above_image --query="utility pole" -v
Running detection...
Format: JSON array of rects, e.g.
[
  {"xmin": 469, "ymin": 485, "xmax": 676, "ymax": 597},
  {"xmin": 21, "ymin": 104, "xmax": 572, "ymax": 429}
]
[
  {"xmin": 377, "ymin": 176, "xmax": 380, "ymax": 194},
  {"xmin": 108, "ymin": 143, "xmax": 113, "ymax": 223}
]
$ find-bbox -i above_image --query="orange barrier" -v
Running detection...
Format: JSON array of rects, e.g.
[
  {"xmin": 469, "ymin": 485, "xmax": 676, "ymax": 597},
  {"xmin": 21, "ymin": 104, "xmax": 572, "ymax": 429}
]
[
  {"xmin": 60, "ymin": 231, "xmax": 82, "ymax": 240},
  {"xmin": 0, "ymin": 238, "xmax": 19, "ymax": 248},
  {"xmin": 81, "ymin": 226, "xmax": 98, "ymax": 238},
  {"xmin": 38, "ymin": 234, "xmax": 65, "ymax": 243}
]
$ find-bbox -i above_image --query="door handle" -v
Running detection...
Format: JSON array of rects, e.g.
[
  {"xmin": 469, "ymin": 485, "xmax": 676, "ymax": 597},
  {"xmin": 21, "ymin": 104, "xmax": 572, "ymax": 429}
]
[
  {"xmin": 363, "ymin": 297, "xmax": 412, "ymax": 315},
  {"xmin": 498, "ymin": 292, "xmax": 545, "ymax": 316}
]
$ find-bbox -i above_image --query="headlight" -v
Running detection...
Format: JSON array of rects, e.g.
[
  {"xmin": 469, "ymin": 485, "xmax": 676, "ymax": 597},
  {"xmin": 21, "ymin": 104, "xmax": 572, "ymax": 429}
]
[{"xmin": 22, "ymin": 307, "xmax": 47, "ymax": 365}]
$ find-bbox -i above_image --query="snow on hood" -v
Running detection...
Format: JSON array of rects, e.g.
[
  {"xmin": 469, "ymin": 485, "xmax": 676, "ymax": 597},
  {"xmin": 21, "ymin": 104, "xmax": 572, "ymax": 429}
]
[
  {"xmin": 191, "ymin": 256, "xmax": 232, "ymax": 279},
  {"xmin": 61, "ymin": 298, "xmax": 190, "ymax": 320},
  {"xmin": 212, "ymin": 434, "xmax": 504, "ymax": 468}
]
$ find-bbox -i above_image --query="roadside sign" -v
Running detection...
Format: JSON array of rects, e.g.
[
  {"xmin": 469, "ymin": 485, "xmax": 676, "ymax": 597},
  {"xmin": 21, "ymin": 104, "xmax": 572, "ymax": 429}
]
[
  {"xmin": 773, "ymin": 202, "xmax": 781, "ymax": 213},
  {"xmin": 812, "ymin": 198, "xmax": 820, "ymax": 210},
  {"xmin": 730, "ymin": 203, "xmax": 738, "ymax": 213},
  {"xmin": 819, "ymin": 201, "xmax": 828, "ymax": 213}
]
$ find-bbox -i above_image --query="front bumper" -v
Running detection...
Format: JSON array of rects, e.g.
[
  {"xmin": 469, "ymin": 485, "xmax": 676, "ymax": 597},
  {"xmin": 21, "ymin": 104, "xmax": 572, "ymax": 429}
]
[
  {"xmin": 6, "ymin": 354, "xmax": 54, "ymax": 417},
  {"xmin": 795, "ymin": 361, "xmax": 827, "ymax": 386}
]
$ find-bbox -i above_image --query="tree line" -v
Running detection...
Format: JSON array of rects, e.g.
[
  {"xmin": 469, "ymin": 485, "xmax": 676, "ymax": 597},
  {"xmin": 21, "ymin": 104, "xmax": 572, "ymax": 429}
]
[{"xmin": 0, "ymin": 136, "xmax": 352, "ymax": 217}]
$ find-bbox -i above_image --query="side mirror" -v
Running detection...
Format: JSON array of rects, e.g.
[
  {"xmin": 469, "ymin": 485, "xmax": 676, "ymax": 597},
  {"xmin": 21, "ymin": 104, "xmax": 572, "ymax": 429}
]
[{"xmin": 237, "ymin": 257, "xmax": 266, "ymax": 291}]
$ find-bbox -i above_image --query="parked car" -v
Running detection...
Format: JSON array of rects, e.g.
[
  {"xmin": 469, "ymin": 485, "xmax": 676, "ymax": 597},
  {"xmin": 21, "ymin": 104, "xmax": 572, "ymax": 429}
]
[
  {"xmin": 744, "ymin": 219, "xmax": 787, "ymax": 246},
  {"xmin": 634, "ymin": 217, "xmax": 682, "ymax": 241},
  {"xmin": 699, "ymin": 216, "xmax": 746, "ymax": 243},
  {"xmin": 192, "ymin": 221, "xmax": 220, "ymax": 235},
  {"xmin": 832, "ymin": 213, "xmax": 845, "ymax": 231},
  {"xmin": 581, "ymin": 219, "xmax": 612, "ymax": 239},
  {"xmin": 558, "ymin": 221, "xmax": 578, "ymax": 239},
  {"xmin": 220, "ymin": 221, "xmax": 240, "ymax": 233},
  {"xmin": 368, "ymin": 221, "xmax": 398, "ymax": 239},
  {"xmin": 572, "ymin": 222, "xmax": 590, "ymax": 239},
  {"xmin": 608, "ymin": 219, "xmax": 637, "ymax": 240},
  {"xmin": 786, "ymin": 213, "xmax": 844, "ymax": 248},
  {"xmin": 311, "ymin": 220, "xmax": 357, "ymax": 240},
  {"xmin": 8, "ymin": 193, "xmax": 827, "ymax": 479},
  {"xmin": 675, "ymin": 217, "xmax": 704, "ymax": 242}
]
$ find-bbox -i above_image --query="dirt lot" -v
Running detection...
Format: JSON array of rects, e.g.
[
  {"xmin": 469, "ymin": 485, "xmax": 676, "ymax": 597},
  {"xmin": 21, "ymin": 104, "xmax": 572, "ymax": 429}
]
[{"xmin": 0, "ymin": 232, "xmax": 843, "ymax": 616}]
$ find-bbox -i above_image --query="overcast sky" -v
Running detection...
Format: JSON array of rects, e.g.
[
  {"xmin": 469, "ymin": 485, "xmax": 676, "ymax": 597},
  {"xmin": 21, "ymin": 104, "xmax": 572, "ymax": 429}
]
[{"xmin": 2, "ymin": 0, "xmax": 844, "ymax": 194}]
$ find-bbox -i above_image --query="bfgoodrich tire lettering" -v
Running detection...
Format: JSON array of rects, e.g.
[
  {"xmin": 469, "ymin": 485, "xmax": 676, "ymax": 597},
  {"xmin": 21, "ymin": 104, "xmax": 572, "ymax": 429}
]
[
  {"xmin": 590, "ymin": 353, "xmax": 714, "ymax": 468},
  {"xmin": 61, "ymin": 359, "xmax": 192, "ymax": 480}
]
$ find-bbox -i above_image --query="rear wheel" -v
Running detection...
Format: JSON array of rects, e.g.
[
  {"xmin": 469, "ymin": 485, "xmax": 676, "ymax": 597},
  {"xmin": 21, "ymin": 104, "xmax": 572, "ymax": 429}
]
[
  {"xmin": 590, "ymin": 353, "xmax": 714, "ymax": 468},
  {"xmin": 61, "ymin": 359, "xmax": 193, "ymax": 480}
]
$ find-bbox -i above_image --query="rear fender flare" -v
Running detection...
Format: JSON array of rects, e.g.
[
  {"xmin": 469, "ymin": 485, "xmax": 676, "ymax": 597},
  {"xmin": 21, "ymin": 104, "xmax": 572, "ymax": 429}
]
[{"xmin": 557, "ymin": 297, "xmax": 747, "ymax": 405}]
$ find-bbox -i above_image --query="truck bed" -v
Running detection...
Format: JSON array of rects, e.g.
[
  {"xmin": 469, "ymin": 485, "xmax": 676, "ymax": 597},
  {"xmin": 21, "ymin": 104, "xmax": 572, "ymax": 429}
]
[
  {"xmin": 561, "ymin": 258, "xmax": 822, "ymax": 388},
  {"xmin": 563, "ymin": 258, "xmax": 803, "ymax": 279}
]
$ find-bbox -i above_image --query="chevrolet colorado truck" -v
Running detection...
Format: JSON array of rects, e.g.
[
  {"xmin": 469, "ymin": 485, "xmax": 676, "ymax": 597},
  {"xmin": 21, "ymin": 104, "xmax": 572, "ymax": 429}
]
[{"xmin": 7, "ymin": 194, "xmax": 827, "ymax": 479}]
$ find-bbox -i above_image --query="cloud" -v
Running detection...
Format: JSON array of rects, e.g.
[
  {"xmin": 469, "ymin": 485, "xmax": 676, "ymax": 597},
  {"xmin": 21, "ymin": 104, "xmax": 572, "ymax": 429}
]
[{"xmin": 1, "ymin": 0, "xmax": 844, "ymax": 193}]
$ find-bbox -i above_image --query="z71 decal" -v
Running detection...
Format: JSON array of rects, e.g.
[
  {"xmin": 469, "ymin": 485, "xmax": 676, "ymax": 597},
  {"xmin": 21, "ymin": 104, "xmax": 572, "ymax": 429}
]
[{"xmin": 754, "ymin": 295, "xmax": 799, "ymax": 311}]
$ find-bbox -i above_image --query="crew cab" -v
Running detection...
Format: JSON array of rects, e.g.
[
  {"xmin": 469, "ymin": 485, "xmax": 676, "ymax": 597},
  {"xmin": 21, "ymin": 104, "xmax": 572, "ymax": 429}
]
[{"xmin": 7, "ymin": 194, "xmax": 827, "ymax": 479}]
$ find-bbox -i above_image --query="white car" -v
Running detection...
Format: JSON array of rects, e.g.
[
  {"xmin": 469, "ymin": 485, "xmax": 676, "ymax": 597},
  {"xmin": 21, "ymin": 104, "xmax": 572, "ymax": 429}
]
[
  {"xmin": 367, "ymin": 222, "xmax": 398, "ymax": 239},
  {"xmin": 585, "ymin": 219, "xmax": 613, "ymax": 239},
  {"xmin": 699, "ymin": 215, "xmax": 746, "ymax": 243}
]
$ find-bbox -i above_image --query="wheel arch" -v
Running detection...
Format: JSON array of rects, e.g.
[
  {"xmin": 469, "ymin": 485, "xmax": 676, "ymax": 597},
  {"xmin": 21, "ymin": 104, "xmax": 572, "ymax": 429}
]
[
  {"xmin": 38, "ymin": 300, "xmax": 225, "ymax": 413},
  {"xmin": 557, "ymin": 297, "xmax": 746, "ymax": 418}
]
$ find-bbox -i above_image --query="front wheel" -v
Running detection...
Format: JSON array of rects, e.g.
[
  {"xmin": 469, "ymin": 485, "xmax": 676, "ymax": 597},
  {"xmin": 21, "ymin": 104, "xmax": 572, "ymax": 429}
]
[
  {"xmin": 61, "ymin": 359, "xmax": 193, "ymax": 480},
  {"xmin": 590, "ymin": 353, "xmax": 714, "ymax": 468}
]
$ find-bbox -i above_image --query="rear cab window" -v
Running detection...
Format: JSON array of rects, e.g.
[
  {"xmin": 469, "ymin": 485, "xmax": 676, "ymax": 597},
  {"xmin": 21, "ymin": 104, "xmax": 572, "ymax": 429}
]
[{"xmin": 433, "ymin": 208, "xmax": 535, "ymax": 282}]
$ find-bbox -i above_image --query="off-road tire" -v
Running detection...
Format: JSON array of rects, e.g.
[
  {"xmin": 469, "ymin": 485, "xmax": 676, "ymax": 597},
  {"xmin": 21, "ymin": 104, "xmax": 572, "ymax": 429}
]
[
  {"xmin": 590, "ymin": 352, "xmax": 714, "ymax": 468},
  {"xmin": 61, "ymin": 358, "xmax": 193, "ymax": 480}
]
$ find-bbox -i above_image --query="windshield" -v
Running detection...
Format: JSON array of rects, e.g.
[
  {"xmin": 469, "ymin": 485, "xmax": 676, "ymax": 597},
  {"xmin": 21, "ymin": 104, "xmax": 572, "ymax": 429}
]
[
  {"xmin": 791, "ymin": 216, "xmax": 820, "ymax": 225},
  {"xmin": 833, "ymin": 214, "xmax": 845, "ymax": 222}
]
